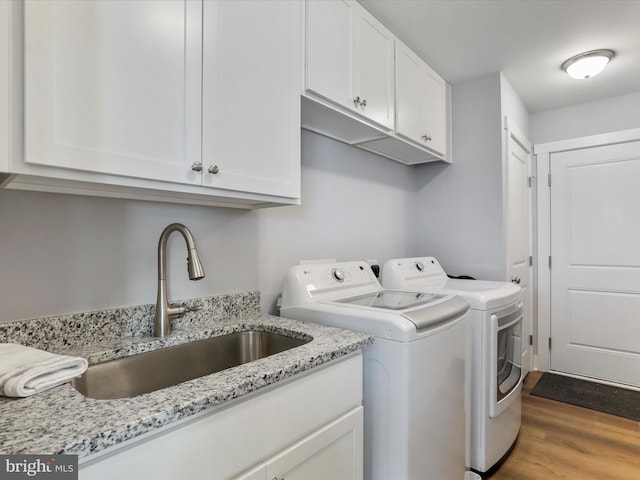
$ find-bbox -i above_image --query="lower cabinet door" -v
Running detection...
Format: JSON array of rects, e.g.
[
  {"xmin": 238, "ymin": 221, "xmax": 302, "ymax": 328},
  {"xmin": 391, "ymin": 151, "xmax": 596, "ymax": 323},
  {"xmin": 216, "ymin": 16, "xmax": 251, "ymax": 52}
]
[
  {"xmin": 235, "ymin": 407, "xmax": 364, "ymax": 480},
  {"xmin": 266, "ymin": 407, "xmax": 363, "ymax": 480}
]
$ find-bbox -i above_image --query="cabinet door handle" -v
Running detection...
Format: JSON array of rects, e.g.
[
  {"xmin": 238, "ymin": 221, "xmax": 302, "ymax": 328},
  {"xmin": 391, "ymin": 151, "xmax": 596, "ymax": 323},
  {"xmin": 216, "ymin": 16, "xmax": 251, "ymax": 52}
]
[
  {"xmin": 191, "ymin": 162, "xmax": 203, "ymax": 172},
  {"xmin": 353, "ymin": 96, "xmax": 367, "ymax": 108},
  {"xmin": 207, "ymin": 165, "xmax": 219, "ymax": 175},
  {"xmin": 421, "ymin": 134, "xmax": 432, "ymax": 142}
]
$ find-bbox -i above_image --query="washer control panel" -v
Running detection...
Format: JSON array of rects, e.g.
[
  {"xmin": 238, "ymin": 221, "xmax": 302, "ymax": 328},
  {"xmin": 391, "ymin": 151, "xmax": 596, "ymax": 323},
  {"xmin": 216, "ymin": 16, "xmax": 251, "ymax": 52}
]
[
  {"xmin": 297, "ymin": 262, "xmax": 376, "ymax": 288},
  {"xmin": 281, "ymin": 261, "xmax": 381, "ymax": 307}
]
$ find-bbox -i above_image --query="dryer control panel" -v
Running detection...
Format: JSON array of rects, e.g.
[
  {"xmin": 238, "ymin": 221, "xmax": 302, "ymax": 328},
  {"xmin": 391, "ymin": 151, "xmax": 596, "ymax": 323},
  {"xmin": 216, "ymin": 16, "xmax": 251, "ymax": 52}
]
[{"xmin": 381, "ymin": 256, "xmax": 447, "ymax": 289}]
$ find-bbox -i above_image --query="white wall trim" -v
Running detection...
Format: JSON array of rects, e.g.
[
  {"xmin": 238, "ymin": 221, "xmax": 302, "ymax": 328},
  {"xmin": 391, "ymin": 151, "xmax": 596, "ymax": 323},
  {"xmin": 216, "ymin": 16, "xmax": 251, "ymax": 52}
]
[
  {"xmin": 535, "ymin": 127, "xmax": 640, "ymax": 154},
  {"xmin": 534, "ymin": 151, "xmax": 550, "ymax": 371}
]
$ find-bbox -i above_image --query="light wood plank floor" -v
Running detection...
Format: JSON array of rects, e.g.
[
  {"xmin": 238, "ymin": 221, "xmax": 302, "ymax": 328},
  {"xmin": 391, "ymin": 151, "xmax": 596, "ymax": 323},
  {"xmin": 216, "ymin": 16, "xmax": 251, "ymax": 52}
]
[{"xmin": 488, "ymin": 371, "xmax": 640, "ymax": 480}]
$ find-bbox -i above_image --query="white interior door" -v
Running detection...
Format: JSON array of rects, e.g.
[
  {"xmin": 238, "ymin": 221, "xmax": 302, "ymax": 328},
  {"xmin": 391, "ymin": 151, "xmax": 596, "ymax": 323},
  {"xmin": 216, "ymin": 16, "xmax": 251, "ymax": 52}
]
[
  {"xmin": 550, "ymin": 140, "xmax": 640, "ymax": 387},
  {"xmin": 505, "ymin": 119, "xmax": 533, "ymax": 377}
]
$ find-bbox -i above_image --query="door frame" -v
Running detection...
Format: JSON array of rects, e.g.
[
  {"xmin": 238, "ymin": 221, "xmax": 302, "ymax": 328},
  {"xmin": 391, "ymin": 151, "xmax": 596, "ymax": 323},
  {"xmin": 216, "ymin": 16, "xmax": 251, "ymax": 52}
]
[
  {"xmin": 503, "ymin": 116, "xmax": 533, "ymax": 375},
  {"xmin": 534, "ymin": 127, "xmax": 640, "ymax": 372}
]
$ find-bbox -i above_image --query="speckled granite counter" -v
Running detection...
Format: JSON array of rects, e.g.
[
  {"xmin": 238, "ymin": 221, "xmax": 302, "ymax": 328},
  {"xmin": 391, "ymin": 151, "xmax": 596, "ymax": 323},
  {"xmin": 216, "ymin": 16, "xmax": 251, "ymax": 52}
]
[{"xmin": 0, "ymin": 292, "xmax": 372, "ymax": 459}]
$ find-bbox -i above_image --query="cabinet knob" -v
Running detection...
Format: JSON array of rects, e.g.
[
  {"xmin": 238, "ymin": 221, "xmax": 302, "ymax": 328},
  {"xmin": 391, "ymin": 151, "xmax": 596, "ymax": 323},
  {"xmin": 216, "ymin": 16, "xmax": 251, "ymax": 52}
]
[
  {"xmin": 421, "ymin": 134, "xmax": 432, "ymax": 142},
  {"xmin": 191, "ymin": 162, "xmax": 203, "ymax": 172},
  {"xmin": 353, "ymin": 96, "xmax": 367, "ymax": 108},
  {"xmin": 207, "ymin": 165, "xmax": 219, "ymax": 175},
  {"xmin": 511, "ymin": 275, "xmax": 521, "ymax": 284}
]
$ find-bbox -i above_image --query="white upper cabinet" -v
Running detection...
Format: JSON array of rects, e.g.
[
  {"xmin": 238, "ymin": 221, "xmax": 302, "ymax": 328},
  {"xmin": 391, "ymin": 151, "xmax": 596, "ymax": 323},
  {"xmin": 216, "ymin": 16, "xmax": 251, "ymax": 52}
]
[
  {"xmin": 395, "ymin": 40, "xmax": 449, "ymax": 159},
  {"xmin": 202, "ymin": 1, "xmax": 301, "ymax": 199},
  {"xmin": 305, "ymin": 0, "xmax": 352, "ymax": 109},
  {"xmin": 352, "ymin": 8, "xmax": 395, "ymax": 129},
  {"xmin": 24, "ymin": 0, "xmax": 202, "ymax": 186},
  {"xmin": 9, "ymin": 0, "xmax": 301, "ymax": 208},
  {"xmin": 302, "ymin": 0, "xmax": 451, "ymax": 165},
  {"xmin": 305, "ymin": 0, "xmax": 394, "ymax": 130}
]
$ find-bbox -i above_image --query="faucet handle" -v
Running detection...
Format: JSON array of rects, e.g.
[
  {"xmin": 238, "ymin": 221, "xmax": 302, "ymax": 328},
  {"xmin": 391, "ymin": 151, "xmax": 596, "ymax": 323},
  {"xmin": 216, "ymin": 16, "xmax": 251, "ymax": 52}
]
[
  {"xmin": 168, "ymin": 303, "xmax": 202, "ymax": 319},
  {"xmin": 183, "ymin": 303, "xmax": 202, "ymax": 313}
]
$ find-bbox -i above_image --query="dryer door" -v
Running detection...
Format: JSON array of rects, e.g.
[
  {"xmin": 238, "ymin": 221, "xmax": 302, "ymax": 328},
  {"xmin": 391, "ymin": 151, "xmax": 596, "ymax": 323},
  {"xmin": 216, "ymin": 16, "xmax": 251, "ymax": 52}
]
[{"xmin": 489, "ymin": 303, "xmax": 523, "ymax": 418}]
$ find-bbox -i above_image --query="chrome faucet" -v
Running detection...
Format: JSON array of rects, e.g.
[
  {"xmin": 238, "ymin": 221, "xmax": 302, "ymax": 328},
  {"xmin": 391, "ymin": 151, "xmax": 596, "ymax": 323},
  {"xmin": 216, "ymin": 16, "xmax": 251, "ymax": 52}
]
[{"xmin": 154, "ymin": 223, "xmax": 205, "ymax": 337}]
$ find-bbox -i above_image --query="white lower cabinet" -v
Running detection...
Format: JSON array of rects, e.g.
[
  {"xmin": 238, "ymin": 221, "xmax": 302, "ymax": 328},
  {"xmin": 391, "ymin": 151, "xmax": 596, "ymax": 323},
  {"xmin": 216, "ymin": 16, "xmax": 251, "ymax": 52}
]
[
  {"xmin": 78, "ymin": 354, "xmax": 363, "ymax": 480},
  {"xmin": 235, "ymin": 408, "xmax": 363, "ymax": 480}
]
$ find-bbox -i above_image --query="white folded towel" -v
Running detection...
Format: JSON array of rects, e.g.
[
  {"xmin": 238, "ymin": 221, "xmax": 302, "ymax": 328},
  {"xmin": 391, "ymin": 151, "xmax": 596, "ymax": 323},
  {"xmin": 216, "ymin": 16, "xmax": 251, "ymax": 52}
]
[{"xmin": 0, "ymin": 343, "xmax": 88, "ymax": 398}]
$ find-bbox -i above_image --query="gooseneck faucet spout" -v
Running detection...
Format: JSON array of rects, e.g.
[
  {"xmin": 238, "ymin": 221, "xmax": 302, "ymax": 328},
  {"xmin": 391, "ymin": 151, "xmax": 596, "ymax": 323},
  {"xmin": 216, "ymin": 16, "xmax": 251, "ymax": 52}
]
[{"xmin": 155, "ymin": 223, "xmax": 205, "ymax": 337}]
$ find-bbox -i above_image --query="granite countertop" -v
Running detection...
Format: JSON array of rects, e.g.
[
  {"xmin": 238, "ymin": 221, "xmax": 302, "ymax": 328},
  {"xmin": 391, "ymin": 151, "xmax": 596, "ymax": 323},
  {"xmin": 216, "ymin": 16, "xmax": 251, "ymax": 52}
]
[{"xmin": 0, "ymin": 293, "xmax": 372, "ymax": 459}]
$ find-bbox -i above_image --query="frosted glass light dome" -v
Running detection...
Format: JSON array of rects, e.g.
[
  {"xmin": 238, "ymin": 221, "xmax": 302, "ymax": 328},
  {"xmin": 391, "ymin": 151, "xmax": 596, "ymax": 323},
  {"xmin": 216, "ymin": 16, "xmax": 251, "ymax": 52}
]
[{"xmin": 562, "ymin": 49, "xmax": 615, "ymax": 79}]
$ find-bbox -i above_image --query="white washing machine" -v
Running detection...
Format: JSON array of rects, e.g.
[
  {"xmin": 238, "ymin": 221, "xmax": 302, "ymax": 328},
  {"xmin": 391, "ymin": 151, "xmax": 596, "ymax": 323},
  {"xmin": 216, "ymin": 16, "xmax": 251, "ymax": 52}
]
[
  {"xmin": 280, "ymin": 261, "xmax": 470, "ymax": 480},
  {"xmin": 381, "ymin": 257, "xmax": 523, "ymax": 478}
]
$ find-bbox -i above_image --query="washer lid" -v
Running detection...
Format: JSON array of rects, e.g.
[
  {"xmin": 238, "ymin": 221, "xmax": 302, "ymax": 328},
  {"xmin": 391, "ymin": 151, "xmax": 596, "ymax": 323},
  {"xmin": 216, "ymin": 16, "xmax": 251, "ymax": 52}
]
[
  {"xmin": 334, "ymin": 290, "xmax": 445, "ymax": 310},
  {"xmin": 334, "ymin": 290, "xmax": 469, "ymax": 330},
  {"xmin": 401, "ymin": 295, "xmax": 470, "ymax": 330}
]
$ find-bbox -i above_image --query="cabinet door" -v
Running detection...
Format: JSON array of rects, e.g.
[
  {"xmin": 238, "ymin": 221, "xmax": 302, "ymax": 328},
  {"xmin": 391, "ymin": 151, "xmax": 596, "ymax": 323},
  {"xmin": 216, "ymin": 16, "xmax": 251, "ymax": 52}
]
[
  {"xmin": 202, "ymin": 0, "xmax": 301, "ymax": 199},
  {"xmin": 396, "ymin": 42, "xmax": 448, "ymax": 157},
  {"xmin": 352, "ymin": 9, "xmax": 395, "ymax": 129},
  {"xmin": 24, "ymin": 0, "xmax": 201, "ymax": 185},
  {"xmin": 305, "ymin": 0, "xmax": 394, "ymax": 130},
  {"xmin": 266, "ymin": 408, "xmax": 364, "ymax": 480},
  {"xmin": 305, "ymin": 0, "xmax": 353, "ymax": 109}
]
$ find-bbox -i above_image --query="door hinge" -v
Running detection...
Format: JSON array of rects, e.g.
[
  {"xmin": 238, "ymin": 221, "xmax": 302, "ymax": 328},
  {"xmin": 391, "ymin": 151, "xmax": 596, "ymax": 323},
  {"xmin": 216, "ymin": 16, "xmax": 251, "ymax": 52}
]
[
  {"xmin": 549, "ymin": 337, "xmax": 552, "ymax": 350},
  {"xmin": 548, "ymin": 174, "xmax": 552, "ymax": 187},
  {"xmin": 548, "ymin": 256, "xmax": 552, "ymax": 269},
  {"xmin": 529, "ymin": 334, "xmax": 533, "ymax": 346},
  {"xmin": 528, "ymin": 176, "xmax": 533, "ymax": 188},
  {"xmin": 529, "ymin": 255, "xmax": 533, "ymax": 267}
]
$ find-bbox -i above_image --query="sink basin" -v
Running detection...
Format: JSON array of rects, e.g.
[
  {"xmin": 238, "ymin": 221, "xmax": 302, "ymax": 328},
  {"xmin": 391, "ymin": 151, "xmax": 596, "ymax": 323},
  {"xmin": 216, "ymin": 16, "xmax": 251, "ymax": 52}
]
[{"xmin": 72, "ymin": 330, "xmax": 311, "ymax": 399}]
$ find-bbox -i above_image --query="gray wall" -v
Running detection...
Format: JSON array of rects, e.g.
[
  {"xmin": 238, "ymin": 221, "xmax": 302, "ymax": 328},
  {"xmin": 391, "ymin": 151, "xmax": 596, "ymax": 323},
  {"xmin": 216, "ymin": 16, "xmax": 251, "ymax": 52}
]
[
  {"xmin": 0, "ymin": 131, "xmax": 415, "ymax": 323},
  {"xmin": 256, "ymin": 131, "xmax": 415, "ymax": 313},
  {"xmin": 531, "ymin": 91, "xmax": 640, "ymax": 144},
  {"xmin": 5, "ymin": 76, "xmax": 639, "ymax": 325},
  {"xmin": 409, "ymin": 73, "xmax": 531, "ymax": 281},
  {"xmin": 411, "ymin": 73, "xmax": 505, "ymax": 279}
]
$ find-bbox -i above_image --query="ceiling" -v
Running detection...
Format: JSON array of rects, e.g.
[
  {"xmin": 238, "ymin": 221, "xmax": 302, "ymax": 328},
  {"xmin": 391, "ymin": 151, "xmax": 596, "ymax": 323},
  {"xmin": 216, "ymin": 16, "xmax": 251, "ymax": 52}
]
[{"xmin": 359, "ymin": 0, "xmax": 640, "ymax": 113}]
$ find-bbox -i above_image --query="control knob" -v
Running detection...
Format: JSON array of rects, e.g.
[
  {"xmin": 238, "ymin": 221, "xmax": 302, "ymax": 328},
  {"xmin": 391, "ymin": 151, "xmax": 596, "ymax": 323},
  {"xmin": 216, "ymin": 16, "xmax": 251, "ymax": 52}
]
[{"xmin": 332, "ymin": 268, "xmax": 345, "ymax": 282}]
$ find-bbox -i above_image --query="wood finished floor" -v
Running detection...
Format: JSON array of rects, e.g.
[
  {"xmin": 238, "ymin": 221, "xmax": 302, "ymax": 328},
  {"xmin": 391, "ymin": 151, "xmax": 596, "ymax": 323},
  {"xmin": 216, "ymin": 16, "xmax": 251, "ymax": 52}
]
[{"xmin": 488, "ymin": 371, "xmax": 640, "ymax": 480}]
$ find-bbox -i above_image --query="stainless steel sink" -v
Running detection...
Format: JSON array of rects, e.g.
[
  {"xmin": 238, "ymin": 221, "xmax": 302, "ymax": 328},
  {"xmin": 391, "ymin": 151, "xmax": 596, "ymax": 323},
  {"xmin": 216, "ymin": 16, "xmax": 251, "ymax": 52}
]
[{"xmin": 72, "ymin": 330, "xmax": 311, "ymax": 399}]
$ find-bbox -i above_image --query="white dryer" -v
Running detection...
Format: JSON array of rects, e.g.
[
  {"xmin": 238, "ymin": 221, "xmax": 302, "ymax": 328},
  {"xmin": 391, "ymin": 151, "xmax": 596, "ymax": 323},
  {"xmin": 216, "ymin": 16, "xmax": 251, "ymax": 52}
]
[
  {"xmin": 280, "ymin": 261, "xmax": 470, "ymax": 480},
  {"xmin": 381, "ymin": 257, "xmax": 523, "ymax": 477}
]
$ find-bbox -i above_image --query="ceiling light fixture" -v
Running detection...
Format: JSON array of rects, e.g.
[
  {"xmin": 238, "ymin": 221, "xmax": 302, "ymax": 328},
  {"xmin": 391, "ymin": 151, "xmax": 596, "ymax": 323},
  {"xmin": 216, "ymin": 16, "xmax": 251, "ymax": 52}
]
[{"xmin": 561, "ymin": 49, "xmax": 615, "ymax": 79}]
